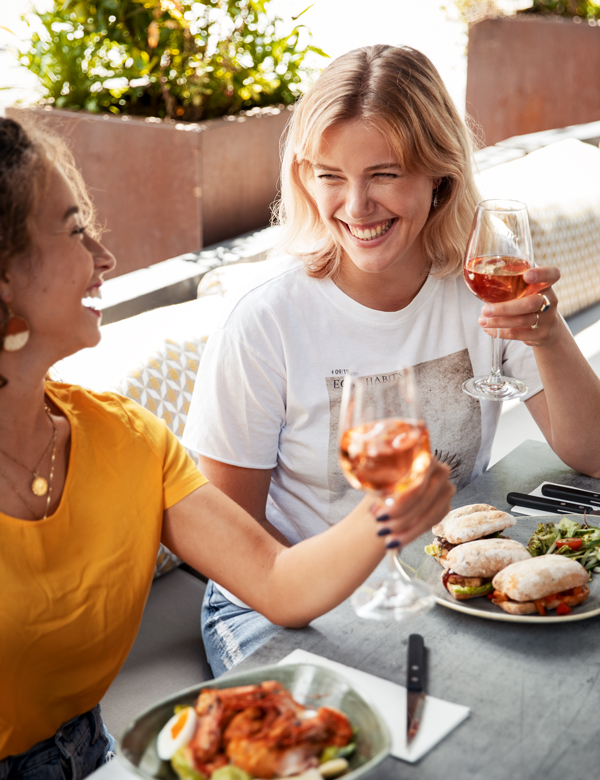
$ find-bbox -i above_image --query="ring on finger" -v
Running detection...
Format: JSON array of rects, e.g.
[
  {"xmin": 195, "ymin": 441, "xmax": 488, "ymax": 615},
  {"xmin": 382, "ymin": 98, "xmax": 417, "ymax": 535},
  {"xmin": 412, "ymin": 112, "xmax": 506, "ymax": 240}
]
[
  {"xmin": 531, "ymin": 312, "xmax": 540, "ymax": 330},
  {"xmin": 539, "ymin": 294, "xmax": 551, "ymax": 314}
]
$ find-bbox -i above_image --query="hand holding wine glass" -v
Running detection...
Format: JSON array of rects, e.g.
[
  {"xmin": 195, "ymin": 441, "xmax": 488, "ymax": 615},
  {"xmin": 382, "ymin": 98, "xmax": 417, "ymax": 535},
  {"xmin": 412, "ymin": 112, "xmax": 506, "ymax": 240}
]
[
  {"xmin": 338, "ymin": 364, "xmax": 437, "ymax": 621},
  {"xmin": 463, "ymin": 199, "xmax": 545, "ymax": 401}
]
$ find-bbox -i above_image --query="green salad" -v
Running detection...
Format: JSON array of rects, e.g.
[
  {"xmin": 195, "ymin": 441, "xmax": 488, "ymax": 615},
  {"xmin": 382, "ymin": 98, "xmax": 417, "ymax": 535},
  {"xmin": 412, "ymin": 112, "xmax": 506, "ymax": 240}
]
[{"xmin": 527, "ymin": 517, "xmax": 600, "ymax": 578}]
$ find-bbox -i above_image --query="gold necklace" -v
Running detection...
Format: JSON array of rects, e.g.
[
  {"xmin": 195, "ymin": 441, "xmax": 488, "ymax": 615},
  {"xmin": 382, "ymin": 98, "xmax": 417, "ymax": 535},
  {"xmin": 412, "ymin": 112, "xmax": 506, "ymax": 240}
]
[
  {"xmin": 0, "ymin": 406, "xmax": 56, "ymax": 496},
  {"xmin": 0, "ymin": 406, "xmax": 58, "ymax": 520}
]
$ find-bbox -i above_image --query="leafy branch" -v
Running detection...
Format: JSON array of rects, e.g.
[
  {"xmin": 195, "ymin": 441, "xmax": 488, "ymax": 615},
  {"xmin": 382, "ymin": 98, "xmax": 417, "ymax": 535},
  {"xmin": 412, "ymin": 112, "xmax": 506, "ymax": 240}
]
[{"xmin": 17, "ymin": 0, "xmax": 328, "ymax": 121}]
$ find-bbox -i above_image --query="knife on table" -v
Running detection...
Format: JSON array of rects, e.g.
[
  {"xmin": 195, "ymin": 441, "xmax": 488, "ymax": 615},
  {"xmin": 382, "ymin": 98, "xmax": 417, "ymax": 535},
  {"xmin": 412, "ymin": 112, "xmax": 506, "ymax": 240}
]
[
  {"xmin": 506, "ymin": 492, "xmax": 600, "ymax": 516},
  {"xmin": 541, "ymin": 484, "xmax": 600, "ymax": 507},
  {"xmin": 406, "ymin": 633, "xmax": 426, "ymax": 745}
]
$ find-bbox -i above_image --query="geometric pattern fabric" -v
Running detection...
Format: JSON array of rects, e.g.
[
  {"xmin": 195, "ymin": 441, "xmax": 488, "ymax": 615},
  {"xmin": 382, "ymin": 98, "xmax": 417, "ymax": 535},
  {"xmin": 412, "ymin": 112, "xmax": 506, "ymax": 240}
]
[
  {"xmin": 530, "ymin": 206, "xmax": 600, "ymax": 318},
  {"xmin": 118, "ymin": 335, "xmax": 208, "ymax": 460},
  {"xmin": 476, "ymin": 138, "xmax": 600, "ymax": 319},
  {"xmin": 118, "ymin": 335, "xmax": 208, "ymax": 578}
]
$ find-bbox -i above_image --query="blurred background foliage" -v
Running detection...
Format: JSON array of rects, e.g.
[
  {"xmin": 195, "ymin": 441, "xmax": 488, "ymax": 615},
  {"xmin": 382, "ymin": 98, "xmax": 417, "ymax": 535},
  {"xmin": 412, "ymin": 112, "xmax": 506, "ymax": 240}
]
[
  {"xmin": 524, "ymin": 0, "xmax": 600, "ymax": 16},
  {"xmin": 450, "ymin": 0, "xmax": 600, "ymax": 22},
  {"xmin": 18, "ymin": 0, "xmax": 327, "ymax": 120}
]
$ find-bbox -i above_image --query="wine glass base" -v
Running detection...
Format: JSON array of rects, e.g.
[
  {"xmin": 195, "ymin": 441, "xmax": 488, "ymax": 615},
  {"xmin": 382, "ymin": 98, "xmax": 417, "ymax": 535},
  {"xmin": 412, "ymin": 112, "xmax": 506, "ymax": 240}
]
[
  {"xmin": 462, "ymin": 375, "xmax": 528, "ymax": 402},
  {"xmin": 351, "ymin": 577, "xmax": 435, "ymax": 622}
]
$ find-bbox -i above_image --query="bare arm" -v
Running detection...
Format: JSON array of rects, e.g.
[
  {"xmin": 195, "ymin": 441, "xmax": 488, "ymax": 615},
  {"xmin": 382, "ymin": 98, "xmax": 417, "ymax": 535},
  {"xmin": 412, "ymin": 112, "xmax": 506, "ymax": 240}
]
[
  {"xmin": 197, "ymin": 455, "xmax": 290, "ymax": 546},
  {"xmin": 478, "ymin": 265, "xmax": 600, "ymax": 477},
  {"xmin": 162, "ymin": 459, "xmax": 453, "ymax": 628}
]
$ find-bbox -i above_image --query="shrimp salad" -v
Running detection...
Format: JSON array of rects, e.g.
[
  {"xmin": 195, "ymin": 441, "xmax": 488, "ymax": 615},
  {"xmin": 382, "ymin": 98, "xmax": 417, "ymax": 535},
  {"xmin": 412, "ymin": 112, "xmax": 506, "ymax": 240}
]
[{"xmin": 156, "ymin": 680, "xmax": 356, "ymax": 780}]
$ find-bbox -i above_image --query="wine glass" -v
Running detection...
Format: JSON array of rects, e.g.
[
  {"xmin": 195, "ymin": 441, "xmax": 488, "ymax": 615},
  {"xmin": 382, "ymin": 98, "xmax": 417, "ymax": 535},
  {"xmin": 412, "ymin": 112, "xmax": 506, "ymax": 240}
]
[
  {"xmin": 462, "ymin": 198, "xmax": 536, "ymax": 401},
  {"xmin": 338, "ymin": 364, "xmax": 436, "ymax": 621}
]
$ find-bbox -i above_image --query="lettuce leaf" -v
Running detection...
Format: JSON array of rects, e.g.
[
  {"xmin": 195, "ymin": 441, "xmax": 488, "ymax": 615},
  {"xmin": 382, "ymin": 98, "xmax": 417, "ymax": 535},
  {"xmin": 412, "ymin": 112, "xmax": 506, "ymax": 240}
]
[
  {"xmin": 210, "ymin": 767, "xmax": 252, "ymax": 780},
  {"xmin": 320, "ymin": 742, "xmax": 356, "ymax": 763},
  {"xmin": 557, "ymin": 517, "xmax": 583, "ymax": 538},
  {"xmin": 527, "ymin": 523, "xmax": 558, "ymax": 556},
  {"xmin": 171, "ymin": 748, "xmax": 206, "ymax": 780}
]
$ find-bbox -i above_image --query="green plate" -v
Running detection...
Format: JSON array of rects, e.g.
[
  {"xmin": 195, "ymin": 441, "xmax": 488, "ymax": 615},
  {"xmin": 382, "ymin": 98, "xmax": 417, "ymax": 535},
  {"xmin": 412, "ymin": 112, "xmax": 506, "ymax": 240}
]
[{"xmin": 117, "ymin": 662, "xmax": 391, "ymax": 780}]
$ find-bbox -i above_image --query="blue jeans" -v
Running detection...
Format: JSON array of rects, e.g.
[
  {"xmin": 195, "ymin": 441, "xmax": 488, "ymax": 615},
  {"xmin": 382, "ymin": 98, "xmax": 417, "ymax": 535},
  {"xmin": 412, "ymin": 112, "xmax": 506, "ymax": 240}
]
[
  {"xmin": 0, "ymin": 705, "xmax": 116, "ymax": 780},
  {"xmin": 201, "ymin": 580, "xmax": 283, "ymax": 677}
]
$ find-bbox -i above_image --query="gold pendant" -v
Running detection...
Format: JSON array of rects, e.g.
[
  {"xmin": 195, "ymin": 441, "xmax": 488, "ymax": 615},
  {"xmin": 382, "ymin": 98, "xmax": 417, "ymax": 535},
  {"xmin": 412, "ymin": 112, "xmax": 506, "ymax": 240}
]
[{"xmin": 31, "ymin": 475, "xmax": 48, "ymax": 497}]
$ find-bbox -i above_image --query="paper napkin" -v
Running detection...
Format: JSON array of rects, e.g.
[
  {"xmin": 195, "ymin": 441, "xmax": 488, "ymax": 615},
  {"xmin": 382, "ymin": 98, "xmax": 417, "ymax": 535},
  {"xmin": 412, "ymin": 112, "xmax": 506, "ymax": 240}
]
[
  {"xmin": 510, "ymin": 481, "xmax": 587, "ymax": 516},
  {"xmin": 278, "ymin": 648, "xmax": 469, "ymax": 763}
]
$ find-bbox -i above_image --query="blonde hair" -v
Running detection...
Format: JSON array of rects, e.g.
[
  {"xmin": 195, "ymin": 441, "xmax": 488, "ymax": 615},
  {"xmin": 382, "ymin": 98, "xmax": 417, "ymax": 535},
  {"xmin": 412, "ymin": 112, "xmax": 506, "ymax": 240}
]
[{"xmin": 273, "ymin": 45, "xmax": 481, "ymax": 279}]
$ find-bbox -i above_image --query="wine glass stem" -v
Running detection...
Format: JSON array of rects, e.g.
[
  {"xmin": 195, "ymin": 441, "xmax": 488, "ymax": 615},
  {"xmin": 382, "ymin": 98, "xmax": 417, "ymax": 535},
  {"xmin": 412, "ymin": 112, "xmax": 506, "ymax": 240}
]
[
  {"xmin": 387, "ymin": 549, "xmax": 410, "ymax": 582},
  {"xmin": 487, "ymin": 328, "xmax": 504, "ymax": 389}
]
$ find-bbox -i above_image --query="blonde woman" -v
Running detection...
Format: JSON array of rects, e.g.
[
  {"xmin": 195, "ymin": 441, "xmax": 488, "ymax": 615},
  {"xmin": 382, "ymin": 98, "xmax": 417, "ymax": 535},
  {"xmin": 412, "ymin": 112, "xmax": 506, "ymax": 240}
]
[{"xmin": 184, "ymin": 44, "xmax": 600, "ymax": 675}]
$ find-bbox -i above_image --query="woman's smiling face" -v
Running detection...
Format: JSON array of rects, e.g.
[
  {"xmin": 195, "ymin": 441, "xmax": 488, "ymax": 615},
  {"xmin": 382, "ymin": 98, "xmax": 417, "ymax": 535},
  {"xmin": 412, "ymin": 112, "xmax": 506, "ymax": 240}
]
[
  {"xmin": 312, "ymin": 120, "xmax": 436, "ymax": 281},
  {"xmin": 4, "ymin": 165, "xmax": 116, "ymax": 362}
]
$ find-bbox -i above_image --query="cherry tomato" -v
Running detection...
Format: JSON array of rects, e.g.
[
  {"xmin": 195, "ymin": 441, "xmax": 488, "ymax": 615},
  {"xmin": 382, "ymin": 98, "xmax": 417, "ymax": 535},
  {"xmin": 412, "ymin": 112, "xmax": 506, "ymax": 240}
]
[
  {"xmin": 556, "ymin": 602, "xmax": 572, "ymax": 616},
  {"xmin": 555, "ymin": 538, "xmax": 583, "ymax": 551}
]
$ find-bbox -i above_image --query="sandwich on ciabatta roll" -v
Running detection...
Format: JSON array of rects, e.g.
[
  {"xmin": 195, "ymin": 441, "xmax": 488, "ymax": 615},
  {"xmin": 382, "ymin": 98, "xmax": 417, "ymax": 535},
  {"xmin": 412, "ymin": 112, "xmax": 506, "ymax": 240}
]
[
  {"xmin": 491, "ymin": 555, "xmax": 590, "ymax": 616},
  {"xmin": 425, "ymin": 504, "xmax": 516, "ymax": 566},
  {"xmin": 442, "ymin": 538, "xmax": 531, "ymax": 600}
]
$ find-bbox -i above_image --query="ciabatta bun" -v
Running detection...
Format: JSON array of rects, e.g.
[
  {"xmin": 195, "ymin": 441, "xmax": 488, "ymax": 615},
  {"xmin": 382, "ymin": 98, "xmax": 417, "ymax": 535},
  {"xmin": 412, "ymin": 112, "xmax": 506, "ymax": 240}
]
[
  {"xmin": 446, "ymin": 538, "xmax": 530, "ymax": 578},
  {"xmin": 432, "ymin": 504, "xmax": 496, "ymax": 537},
  {"xmin": 491, "ymin": 555, "xmax": 589, "ymax": 602},
  {"xmin": 433, "ymin": 508, "xmax": 516, "ymax": 545},
  {"xmin": 493, "ymin": 599, "xmax": 538, "ymax": 615},
  {"xmin": 493, "ymin": 585, "xmax": 590, "ymax": 615}
]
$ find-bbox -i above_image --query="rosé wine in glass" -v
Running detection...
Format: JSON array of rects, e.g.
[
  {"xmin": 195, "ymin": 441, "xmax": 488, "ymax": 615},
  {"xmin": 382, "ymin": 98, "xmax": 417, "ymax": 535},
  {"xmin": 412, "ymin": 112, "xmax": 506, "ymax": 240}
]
[
  {"xmin": 462, "ymin": 200, "xmax": 535, "ymax": 401},
  {"xmin": 340, "ymin": 419, "xmax": 430, "ymax": 495},
  {"xmin": 339, "ymin": 365, "xmax": 435, "ymax": 622}
]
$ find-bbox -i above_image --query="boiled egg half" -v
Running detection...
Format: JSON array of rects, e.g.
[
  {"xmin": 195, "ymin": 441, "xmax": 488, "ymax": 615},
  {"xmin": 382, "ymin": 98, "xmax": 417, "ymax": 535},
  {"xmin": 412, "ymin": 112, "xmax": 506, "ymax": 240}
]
[{"xmin": 156, "ymin": 706, "xmax": 197, "ymax": 760}]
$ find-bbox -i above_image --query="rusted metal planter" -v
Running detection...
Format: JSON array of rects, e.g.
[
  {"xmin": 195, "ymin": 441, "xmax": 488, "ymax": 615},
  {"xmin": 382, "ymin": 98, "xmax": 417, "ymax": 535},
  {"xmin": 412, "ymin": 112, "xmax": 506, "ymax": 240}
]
[
  {"xmin": 466, "ymin": 16, "xmax": 600, "ymax": 147},
  {"xmin": 7, "ymin": 105, "xmax": 291, "ymax": 278}
]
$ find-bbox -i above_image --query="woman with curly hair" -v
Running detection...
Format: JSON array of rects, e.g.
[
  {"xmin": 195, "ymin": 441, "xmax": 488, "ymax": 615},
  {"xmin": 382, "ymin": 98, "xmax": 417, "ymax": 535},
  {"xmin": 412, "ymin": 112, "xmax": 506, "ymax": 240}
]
[{"xmin": 0, "ymin": 115, "xmax": 453, "ymax": 779}]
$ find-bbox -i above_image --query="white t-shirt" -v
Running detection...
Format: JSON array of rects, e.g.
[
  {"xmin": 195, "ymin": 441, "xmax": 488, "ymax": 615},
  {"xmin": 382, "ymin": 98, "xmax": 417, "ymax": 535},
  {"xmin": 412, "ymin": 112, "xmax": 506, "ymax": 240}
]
[{"xmin": 184, "ymin": 255, "xmax": 543, "ymax": 545}]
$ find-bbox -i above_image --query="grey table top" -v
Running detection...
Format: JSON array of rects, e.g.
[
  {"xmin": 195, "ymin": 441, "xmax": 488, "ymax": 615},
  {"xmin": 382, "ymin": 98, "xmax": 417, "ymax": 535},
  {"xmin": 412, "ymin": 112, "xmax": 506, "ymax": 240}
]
[{"xmin": 228, "ymin": 440, "xmax": 600, "ymax": 780}]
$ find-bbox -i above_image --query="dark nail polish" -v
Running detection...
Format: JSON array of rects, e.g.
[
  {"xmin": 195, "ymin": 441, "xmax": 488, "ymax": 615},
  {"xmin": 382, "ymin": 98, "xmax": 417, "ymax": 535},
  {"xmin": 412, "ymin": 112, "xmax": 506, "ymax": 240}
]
[
  {"xmin": 377, "ymin": 527, "xmax": 392, "ymax": 537},
  {"xmin": 386, "ymin": 539, "xmax": 401, "ymax": 550},
  {"xmin": 376, "ymin": 513, "xmax": 391, "ymax": 523}
]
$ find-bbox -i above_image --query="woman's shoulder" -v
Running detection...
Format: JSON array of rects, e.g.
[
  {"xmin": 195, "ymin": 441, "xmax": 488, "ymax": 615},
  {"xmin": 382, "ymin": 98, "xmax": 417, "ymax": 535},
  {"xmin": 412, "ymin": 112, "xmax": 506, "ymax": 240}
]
[
  {"xmin": 46, "ymin": 382, "xmax": 166, "ymax": 439},
  {"xmin": 224, "ymin": 256, "xmax": 315, "ymax": 312},
  {"xmin": 48, "ymin": 381, "xmax": 138, "ymax": 410}
]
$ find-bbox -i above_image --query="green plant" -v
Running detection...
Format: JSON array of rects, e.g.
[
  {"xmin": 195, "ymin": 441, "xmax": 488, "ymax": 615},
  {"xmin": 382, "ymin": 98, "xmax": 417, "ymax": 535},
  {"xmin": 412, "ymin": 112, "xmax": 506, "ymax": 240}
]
[
  {"xmin": 444, "ymin": 0, "xmax": 503, "ymax": 25},
  {"xmin": 18, "ymin": 0, "xmax": 327, "ymax": 121},
  {"xmin": 445, "ymin": 0, "xmax": 600, "ymax": 23},
  {"xmin": 523, "ymin": 0, "xmax": 600, "ymax": 17}
]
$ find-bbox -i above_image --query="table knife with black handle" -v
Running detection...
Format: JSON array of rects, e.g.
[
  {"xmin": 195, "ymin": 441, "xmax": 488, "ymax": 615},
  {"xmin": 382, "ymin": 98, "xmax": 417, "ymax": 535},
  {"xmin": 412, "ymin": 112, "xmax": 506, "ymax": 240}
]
[
  {"xmin": 506, "ymin": 492, "xmax": 600, "ymax": 516},
  {"xmin": 406, "ymin": 633, "xmax": 426, "ymax": 745},
  {"xmin": 541, "ymin": 483, "xmax": 600, "ymax": 507}
]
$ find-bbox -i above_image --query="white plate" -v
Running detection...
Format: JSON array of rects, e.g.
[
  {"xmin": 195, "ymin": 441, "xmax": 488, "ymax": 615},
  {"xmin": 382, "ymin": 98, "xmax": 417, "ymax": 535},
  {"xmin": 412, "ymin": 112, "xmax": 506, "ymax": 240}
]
[{"xmin": 398, "ymin": 515, "xmax": 600, "ymax": 624}]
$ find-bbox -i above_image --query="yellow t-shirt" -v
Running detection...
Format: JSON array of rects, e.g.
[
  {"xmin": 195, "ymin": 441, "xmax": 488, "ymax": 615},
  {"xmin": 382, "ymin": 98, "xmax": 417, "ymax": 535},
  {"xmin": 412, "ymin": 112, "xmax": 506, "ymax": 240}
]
[{"xmin": 0, "ymin": 383, "xmax": 207, "ymax": 759}]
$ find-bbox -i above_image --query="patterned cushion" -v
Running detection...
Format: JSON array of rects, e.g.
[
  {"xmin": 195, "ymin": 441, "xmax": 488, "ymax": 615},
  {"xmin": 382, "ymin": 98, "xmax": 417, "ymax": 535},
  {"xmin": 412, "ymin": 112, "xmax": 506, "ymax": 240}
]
[
  {"xmin": 118, "ymin": 336, "xmax": 208, "ymax": 448},
  {"xmin": 118, "ymin": 334, "xmax": 208, "ymax": 578},
  {"xmin": 476, "ymin": 139, "xmax": 600, "ymax": 317}
]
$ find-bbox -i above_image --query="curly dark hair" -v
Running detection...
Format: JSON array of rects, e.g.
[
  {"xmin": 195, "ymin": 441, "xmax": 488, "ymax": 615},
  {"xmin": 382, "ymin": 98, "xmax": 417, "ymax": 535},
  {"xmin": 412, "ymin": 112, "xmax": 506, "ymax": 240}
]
[{"xmin": 0, "ymin": 116, "xmax": 98, "ymax": 384}]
